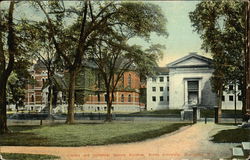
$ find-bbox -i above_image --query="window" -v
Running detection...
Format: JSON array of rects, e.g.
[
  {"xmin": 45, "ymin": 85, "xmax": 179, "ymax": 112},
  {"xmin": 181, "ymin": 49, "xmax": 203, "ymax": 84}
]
[
  {"xmin": 238, "ymin": 95, "xmax": 242, "ymax": 101},
  {"xmin": 159, "ymin": 77, "xmax": 164, "ymax": 82},
  {"xmin": 238, "ymin": 85, "xmax": 242, "ymax": 90},
  {"xmin": 160, "ymin": 87, "xmax": 164, "ymax": 92},
  {"xmin": 167, "ymin": 76, "xmax": 169, "ymax": 82},
  {"xmin": 229, "ymin": 95, "xmax": 234, "ymax": 101},
  {"xmin": 222, "ymin": 95, "xmax": 225, "ymax": 101},
  {"xmin": 229, "ymin": 85, "xmax": 233, "ymax": 91},
  {"xmin": 167, "ymin": 87, "xmax": 169, "ymax": 91},
  {"xmin": 121, "ymin": 94, "xmax": 124, "ymax": 102},
  {"xmin": 128, "ymin": 74, "xmax": 132, "ymax": 87},
  {"xmin": 31, "ymin": 95, "xmax": 34, "ymax": 102},
  {"xmin": 97, "ymin": 94, "xmax": 100, "ymax": 102},
  {"xmin": 160, "ymin": 96, "xmax": 164, "ymax": 101},
  {"xmin": 167, "ymin": 96, "xmax": 169, "ymax": 101},
  {"xmin": 121, "ymin": 74, "xmax": 124, "ymax": 88},
  {"xmin": 152, "ymin": 96, "xmax": 156, "ymax": 102},
  {"xmin": 152, "ymin": 77, "xmax": 156, "ymax": 82},
  {"xmin": 152, "ymin": 87, "xmax": 156, "ymax": 92},
  {"xmin": 128, "ymin": 94, "xmax": 131, "ymax": 102},
  {"xmin": 105, "ymin": 94, "xmax": 108, "ymax": 102}
]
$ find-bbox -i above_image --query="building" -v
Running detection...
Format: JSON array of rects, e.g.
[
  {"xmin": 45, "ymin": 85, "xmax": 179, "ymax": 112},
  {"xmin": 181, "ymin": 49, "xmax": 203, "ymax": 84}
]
[
  {"xmin": 23, "ymin": 61, "xmax": 144, "ymax": 113},
  {"xmin": 24, "ymin": 61, "xmax": 48, "ymax": 112},
  {"xmin": 81, "ymin": 71, "xmax": 143, "ymax": 112},
  {"xmin": 146, "ymin": 67, "xmax": 169, "ymax": 110},
  {"xmin": 147, "ymin": 53, "xmax": 242, "ymax": 110}
]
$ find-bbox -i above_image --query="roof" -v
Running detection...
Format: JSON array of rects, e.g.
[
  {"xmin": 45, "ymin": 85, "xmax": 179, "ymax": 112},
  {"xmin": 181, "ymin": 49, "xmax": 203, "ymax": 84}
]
[
  {"xmin": 167, "ymin": 52, "xmax": 212, "ymax": 68},
  {"xmin": 155, "ymin": 67, "xmax": 169, "ymax": 75}
]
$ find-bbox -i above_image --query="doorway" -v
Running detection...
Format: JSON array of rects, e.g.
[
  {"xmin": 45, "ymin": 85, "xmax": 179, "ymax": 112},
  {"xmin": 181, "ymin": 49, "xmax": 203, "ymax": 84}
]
[{"xmin": 188, "ymin": 81, "xmax": 199, "ymax": 105}]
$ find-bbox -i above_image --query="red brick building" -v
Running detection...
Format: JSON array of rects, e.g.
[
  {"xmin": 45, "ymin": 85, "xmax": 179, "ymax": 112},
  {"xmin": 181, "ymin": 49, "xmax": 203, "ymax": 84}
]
[
  {"xmin": 24, "ymin": 62, "xmax": 48, "ymax": 111},
  {"xmin": 83, "ymin": 71, "xmax": 144, "ymax": 112},
  {"xmin": 24, "ymin": 61, "xmax": 144, "ymax": 112}
]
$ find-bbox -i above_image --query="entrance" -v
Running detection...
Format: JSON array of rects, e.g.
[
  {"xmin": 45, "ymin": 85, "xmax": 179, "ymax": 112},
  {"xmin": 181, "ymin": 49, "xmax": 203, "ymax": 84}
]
[{"xmin": 188, "ymin": 81, "xmax": 199, "ymax": 105}]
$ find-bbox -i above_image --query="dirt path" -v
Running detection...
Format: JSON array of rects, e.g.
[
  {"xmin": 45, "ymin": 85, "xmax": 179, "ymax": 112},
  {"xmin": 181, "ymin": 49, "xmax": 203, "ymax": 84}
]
[{"xmin": 0, "ymin": 122, "xmax": 238, "ymax": 160}]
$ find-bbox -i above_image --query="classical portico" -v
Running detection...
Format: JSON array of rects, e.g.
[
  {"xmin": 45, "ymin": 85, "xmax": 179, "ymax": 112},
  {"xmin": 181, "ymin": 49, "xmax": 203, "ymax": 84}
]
[{"xmin": 168, "ymin": 53, "xmax": 217, "ymax": 109}]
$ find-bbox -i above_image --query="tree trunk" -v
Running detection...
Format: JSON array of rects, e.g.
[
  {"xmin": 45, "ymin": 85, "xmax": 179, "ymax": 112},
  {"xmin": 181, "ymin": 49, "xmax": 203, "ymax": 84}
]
[
  {"xmin": 105, "ymin": 89, "xmax": 112, "ymax": 122},
  {"xmin": 217, "ymin": 85, "xmax": 223, "ymax": 123},
  {"xmin": 0, "ymin": 80, "xmax": 9, "ymax": 134},
  {"xmin": 47, "ymin": 86, "xmax": 52, "ymax": 116},
  {"xmin": 66, "ymin": 69, "xmax": 76, "ymax": 124}
]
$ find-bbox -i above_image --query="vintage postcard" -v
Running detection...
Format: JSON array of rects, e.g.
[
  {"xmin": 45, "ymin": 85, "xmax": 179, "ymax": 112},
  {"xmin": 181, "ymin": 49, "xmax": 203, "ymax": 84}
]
[{"xmin": 0, "ymin": 0, "xmax": 249, "ymax": 160}]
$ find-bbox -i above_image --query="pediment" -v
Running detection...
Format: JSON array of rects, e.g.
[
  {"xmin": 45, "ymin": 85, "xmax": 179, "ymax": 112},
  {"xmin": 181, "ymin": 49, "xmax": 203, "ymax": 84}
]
[{"xmin": 167, "ymin": 53, "xmax": 212, "ymax": 68}]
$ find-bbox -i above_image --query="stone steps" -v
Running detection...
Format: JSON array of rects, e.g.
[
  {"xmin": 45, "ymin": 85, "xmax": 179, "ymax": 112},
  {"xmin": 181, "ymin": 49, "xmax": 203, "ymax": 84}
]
[{"xmin": 232, "ymin": 142, "xmax": 250, "ymax": 158}]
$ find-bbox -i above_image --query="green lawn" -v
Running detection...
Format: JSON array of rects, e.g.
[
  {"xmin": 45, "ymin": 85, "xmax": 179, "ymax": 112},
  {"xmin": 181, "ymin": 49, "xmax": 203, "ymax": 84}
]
[
  {"xmin": 1, "ymin": 153, "xmax": 59, "ymax": 160},
  {"xmin": 0, "ymin": 122, "xmax": 189, "ymax": 146},
  {"xmin": 211, "ymin": 128, "xmax": 250, "ymax": 143}
]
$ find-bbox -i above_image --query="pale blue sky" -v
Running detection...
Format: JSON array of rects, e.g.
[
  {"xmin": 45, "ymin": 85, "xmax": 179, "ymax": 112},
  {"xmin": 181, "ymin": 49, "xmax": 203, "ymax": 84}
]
[
  {"xmin": 2, "ymin": 1, "xmax": 210, "ymax": 66},
  {"xmin": 129, "ymin": 1, "xmax": 211, "ymax": 66}
]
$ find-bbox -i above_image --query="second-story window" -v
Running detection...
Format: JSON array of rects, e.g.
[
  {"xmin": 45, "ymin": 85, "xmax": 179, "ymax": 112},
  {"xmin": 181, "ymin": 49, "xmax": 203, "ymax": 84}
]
[
  {"xmin": 121, "ymin": 94, "xmax": 124, "ymax": 102},
  {"xmin": 31, "ymin": 95, "xmax": 34, "ymax": 102},
  {"xmin": 152, "ymin": 87, "xmax": 156, "ymax": 92},
  {"xmin": 128, "ymin": 74, "xmax": 132, "ymax": 88},
  {"xmin": 159, "ymin": 77, "xmax": 164, "ymax": 82},
  {"xmin": 97, "ymin": 93, "xmax": 100, "ymax": 102},
  {"xmin": 160, "ymin": 87, "xmax": 164, "ymax": 92},
  {"xmin": 229, "ymin": 85, "xmax": 233, "ymax": 91},
  {"xmin": 128, "ymin": 94, "xmax": 131, "ymax": 102},
  {"xmin": 105, "ymin": 94, "xmax": 108, "ymax": 102}
]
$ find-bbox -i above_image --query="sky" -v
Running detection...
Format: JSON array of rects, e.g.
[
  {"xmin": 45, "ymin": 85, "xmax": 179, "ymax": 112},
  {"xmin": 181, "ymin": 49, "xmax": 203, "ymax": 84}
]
[
  {"xmin": 2, "ymin": 1, "xmax": 211, "ymax": 67},
  {"xmin": 129, "ymin": 1, "xmax": 211, "ymax": 67}
]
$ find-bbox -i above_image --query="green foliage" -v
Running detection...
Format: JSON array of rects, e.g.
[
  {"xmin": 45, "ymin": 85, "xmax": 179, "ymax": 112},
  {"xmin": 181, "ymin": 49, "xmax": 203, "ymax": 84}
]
[{"xmin": 189, "ymin": 0, "xmax": 246, "ymax": 104}]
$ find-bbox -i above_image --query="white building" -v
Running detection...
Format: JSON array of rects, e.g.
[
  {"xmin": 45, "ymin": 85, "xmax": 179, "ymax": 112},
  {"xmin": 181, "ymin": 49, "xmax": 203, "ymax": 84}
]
[
  {"xmin": 147, "ymin": 53, "xmax": 242, "ymax": 110},
  {"xmin": 146, "ymin": 68, "xmax": 169, "ymax": 110}
]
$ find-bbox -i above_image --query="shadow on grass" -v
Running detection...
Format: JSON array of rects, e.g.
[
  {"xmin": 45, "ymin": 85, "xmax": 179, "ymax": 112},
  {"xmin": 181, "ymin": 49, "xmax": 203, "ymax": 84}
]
[
  {"xmin": 0, "ymin": 132, "xmax": 49, "ymax": 146},
  {"xmin": 2, "ymin": 153, "xmax": 59, "ymax": 160},
  {"xmin": 211, "ymin": 128, "xmax": 250, "ymax": 143},
  {"xmin": 0, "ymin": 123, "xmax": 190, "ymax": 147}
]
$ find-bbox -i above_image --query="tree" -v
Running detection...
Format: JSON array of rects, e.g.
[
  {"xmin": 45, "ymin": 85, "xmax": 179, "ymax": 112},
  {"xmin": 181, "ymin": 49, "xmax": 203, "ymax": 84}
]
[
  {"xmin": 23, "ymin": 20, "xmax": 64, "ymax": 116},
  {"xmin": 33, "ymin": 1, "xmax": 167, "ymax": 123},
  {"xmin": 7, "ymin": 61, "xmax": 31, "ymax": 112},
  {"xmin": 0, "ymin": 1, "xmax": 34, "ymax": 133},
  {"xmin": 189, "ymin": 0, "xmax": 246, "ymax": 122},
  {"xmin": 86, "ymin": 2, "xmax": 166, "ymax": 121},
  {"xmin": 0, "ymin": 1, "xmax": 17, "ymax": 133}
]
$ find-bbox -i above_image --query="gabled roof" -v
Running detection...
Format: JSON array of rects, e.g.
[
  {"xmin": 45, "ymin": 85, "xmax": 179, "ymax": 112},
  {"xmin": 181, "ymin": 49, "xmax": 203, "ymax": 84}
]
[{"xmin": 167, "ymin": 52, "xmax": 212, "ymax": 68}]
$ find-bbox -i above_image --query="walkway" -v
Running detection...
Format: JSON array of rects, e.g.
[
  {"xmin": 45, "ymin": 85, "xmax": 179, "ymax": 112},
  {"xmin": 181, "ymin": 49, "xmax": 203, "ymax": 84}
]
[{"xmin": 1, "ymin": 122, "xmax": 237, "ymax": 160}]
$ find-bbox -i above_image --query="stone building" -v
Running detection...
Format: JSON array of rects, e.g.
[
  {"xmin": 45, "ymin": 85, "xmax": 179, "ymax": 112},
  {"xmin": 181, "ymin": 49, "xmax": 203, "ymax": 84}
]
[{"xmin": 147, "ymin": 53, "xmax": 242, "ymax": 110}]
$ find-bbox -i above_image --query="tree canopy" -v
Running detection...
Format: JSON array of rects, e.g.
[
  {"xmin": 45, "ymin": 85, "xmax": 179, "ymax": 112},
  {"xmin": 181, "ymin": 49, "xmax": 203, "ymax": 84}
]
[{"xmin": 189, "ymin": 0, "xmax": 247, "ymax": 118}]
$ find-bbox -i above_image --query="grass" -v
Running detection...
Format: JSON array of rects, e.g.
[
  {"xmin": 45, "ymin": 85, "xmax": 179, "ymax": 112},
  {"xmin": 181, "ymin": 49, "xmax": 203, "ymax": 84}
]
[
  {"xmin": 211, "ymin": 128, "xmax": 250, "ymax": 143},
  {"xmin": 131, "ymin": 109, "xmax": 181, "ymax": 115},
  {"xmin": 1, "ymin": 153, "xmax": 59, "ymax": 160},
  {"xmin": 0, "ymin": 122, "xmax": 189, "ymax": 146}
]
